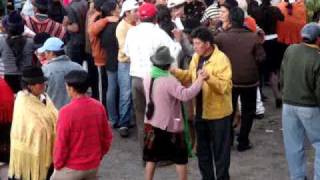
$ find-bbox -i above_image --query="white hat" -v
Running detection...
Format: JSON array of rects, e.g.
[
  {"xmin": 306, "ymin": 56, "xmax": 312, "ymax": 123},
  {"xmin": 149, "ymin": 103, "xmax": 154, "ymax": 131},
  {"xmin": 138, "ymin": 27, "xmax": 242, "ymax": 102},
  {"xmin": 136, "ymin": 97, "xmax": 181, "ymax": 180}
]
[
  {"xmin": 167, "ymin": 0, "xmax": 185, "ymax": 8},
  {"xmin": 120, "ymin": 0, "xmax": 139, "ymax": 17}
]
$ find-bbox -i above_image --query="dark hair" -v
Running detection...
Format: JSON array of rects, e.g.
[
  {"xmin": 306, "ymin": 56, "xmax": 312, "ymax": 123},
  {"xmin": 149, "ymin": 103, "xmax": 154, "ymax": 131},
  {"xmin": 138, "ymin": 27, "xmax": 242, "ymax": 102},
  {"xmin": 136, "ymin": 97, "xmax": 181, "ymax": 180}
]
[
  {"xmin": 51, "ymin": 50, "xmax": 65, "ymax": 56},
  {"xmin": 219, "ymin": 0, "xmax": 238, "ymax": 8},
  {"xmin": 229, "ymin": 7, "xmax": 245, "ymax": 28},
  {"xmin": 261, "ymin": 0, "xmax": 271, "ymax": 7},
  {"xmin": 191, "ymin": 27, "xmax": 214, "ymax": 45},
  {"xmin": 48, "ymin": 0, "xmax": 65, "ymax": 23},
  {"xmin": 156, "ymin": 5, "xmax": 175, "ymax": 38},
  {"xmin": 67, "ymin": 81, "xmax": 89, "ymax": 94},
  {"xmin": 284, "ymin": 0, "xmax": 293, "ymax": 16},
  {"xmin": 313, "ymin": 10, "xmax": 320, "ymax": 23},
  {"xmin": 65, "ymin": 70, "xmax": 90, "ymax": 94},
  {"xmin": 5, "ymin": 12, "xmax": 27, "ymax": 72},
  {"xmin": 302, "ymin": 37, "xmax": 317, "ymax": 44},
  {"xmin": 154, "ymin": 64, "xmax": 171, "ymax": 70},
  {"xmin": 101, "ymin": 1, "xmax": 117, "ymax": 17},
  {"xmin": 141, "ymin": 15, "xmax": 157, "ymax": 23},
  {"xmin": 37, "ymin": 7, "xmax": 48, "ymax": 14}
]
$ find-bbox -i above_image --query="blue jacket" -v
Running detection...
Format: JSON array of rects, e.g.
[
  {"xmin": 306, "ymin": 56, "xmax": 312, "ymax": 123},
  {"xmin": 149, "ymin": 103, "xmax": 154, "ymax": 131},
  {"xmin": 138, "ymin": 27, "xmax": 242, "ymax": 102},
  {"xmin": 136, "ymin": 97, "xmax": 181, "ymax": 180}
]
[{"xmin": 42, "ymin": 55, "xmax": 83, "ymax": 109}]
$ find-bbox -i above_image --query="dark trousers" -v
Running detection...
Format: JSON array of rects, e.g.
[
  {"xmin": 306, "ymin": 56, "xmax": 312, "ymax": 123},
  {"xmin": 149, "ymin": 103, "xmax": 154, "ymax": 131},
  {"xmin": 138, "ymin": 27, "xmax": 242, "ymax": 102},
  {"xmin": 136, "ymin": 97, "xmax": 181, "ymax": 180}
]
[
  {"xmin": 131, "ymin": 77, "xmax": 146, "ymax": 149},
  {"xmin": 195, "ymin": 116, "xmax": 231, "ymax": 180},
  {"xmin": 86, "ymin": 54, "xmax": 99, "ymax": 100},
  {"xmin": 231, "ymin": 86, "xmax": 257, "ymax": 146}
]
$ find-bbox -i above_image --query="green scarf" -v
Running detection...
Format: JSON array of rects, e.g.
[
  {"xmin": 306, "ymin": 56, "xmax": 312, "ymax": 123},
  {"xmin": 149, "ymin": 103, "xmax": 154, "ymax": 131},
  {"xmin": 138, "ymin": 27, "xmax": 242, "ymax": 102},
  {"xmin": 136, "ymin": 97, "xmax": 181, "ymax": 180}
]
[
  {"xmin": 151, "ymin": 66, "xmax": 169, "ymax": 78},
  {"xmin": 150, "ymin": 65, "xmax": 194, "ymax": 157}
]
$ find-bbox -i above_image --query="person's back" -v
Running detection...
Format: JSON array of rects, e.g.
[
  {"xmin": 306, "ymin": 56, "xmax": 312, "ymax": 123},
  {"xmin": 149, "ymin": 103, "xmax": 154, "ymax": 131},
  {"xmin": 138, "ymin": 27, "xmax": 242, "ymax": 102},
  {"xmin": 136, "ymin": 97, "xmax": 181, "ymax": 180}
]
[
  {"xmin": 0, "ymin": 35, "xmax": 33, "ymax": 75},
  {"xmin": 215, "ymin": 28, "xmax": 264, "ymax": 86},
  {"xmin": 55, "ymin": 97, "xmax": 110, "ymax": 169},
  {"xmin": 277, "ymin": 0, "xmax": 307, "ymax": 44},
  {"xmin": 42, "ymin": 55, "xmax": 83, "ymax": 109},
  {"xmin": 281, "ymin": 43, "xmax": 320, "ymax": 106}
]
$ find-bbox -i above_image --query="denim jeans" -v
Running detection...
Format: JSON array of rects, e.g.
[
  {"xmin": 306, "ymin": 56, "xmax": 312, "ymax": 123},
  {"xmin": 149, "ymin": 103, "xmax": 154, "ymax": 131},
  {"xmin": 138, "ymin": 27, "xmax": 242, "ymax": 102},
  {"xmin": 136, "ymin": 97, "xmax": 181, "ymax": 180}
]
[
  {"xmin": 282, "ymin": 104, "xmax": 320, "ymax": 180},
  {"xmin": 195, "ymin": 116, "xmax": 231, "ymax": 180},
  {"xmin": 117, "ymin": 63, "xmax": 132, "ymax": 127},
  {"xmin": 106, "ymin": 70, "xmax": 119, "ymax": 127}
]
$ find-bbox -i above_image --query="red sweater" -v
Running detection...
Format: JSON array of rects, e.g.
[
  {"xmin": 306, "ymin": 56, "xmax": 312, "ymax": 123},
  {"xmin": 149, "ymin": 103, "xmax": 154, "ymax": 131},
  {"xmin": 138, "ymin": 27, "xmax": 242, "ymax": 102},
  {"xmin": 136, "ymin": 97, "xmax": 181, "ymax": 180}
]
[{"xmin": 53, "ymin": 96, "xmax": 112, "ymax": 170}]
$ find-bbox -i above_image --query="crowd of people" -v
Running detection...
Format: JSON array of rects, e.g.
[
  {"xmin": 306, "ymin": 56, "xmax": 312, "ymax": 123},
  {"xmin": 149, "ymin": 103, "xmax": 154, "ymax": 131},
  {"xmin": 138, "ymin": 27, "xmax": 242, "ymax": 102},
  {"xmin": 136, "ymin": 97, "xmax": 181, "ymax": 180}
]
[{"xmin": 0, "ymin": 0, "xmax": 319, "ymax": 179}]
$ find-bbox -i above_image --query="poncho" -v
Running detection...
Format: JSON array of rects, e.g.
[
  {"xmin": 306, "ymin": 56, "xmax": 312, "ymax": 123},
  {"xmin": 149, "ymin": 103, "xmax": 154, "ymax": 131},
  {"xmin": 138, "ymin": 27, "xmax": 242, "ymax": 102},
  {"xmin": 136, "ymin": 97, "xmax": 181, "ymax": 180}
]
[{"xmin": 9, "ymin": 90, "xmax": 58, "ymax": 180}]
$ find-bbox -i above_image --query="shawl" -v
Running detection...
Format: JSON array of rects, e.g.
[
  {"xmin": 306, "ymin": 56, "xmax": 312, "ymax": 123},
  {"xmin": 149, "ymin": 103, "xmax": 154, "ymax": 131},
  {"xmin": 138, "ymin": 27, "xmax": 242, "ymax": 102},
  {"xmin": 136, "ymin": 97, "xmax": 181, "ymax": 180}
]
[
  {"xmin": 0, "ymin": 78, "xmax": 14, "ymax": 123},
  {"xmin": 9, "ymin": 90, "xmax": 58, "ymax": 180}
]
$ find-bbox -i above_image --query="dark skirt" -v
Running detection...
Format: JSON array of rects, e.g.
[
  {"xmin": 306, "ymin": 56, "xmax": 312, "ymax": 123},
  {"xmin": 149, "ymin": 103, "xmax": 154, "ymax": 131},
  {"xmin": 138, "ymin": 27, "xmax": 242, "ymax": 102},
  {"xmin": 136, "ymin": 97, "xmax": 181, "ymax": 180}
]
[
  {"xmin": 0, "ymin": 123, "xmax": 11, "ymax": 163},
  {"xmin": 143, "ymin": 124, "xmax": 188, "ymax": 165},
  {"xmin": 263, "ymin": 39, "xmax": 287, "ymax": 73}
]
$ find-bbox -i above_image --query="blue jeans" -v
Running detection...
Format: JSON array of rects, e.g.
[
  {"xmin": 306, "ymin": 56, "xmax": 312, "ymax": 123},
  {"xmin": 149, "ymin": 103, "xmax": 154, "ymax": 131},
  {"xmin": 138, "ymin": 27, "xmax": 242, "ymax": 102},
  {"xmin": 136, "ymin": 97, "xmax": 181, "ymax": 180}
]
[
  {"xmin": 117, "ymin": 63, "xmax": 132, "ymax": 127},
  {"xmin": 106, "ymin": 71, "xmax": 119, "ymax": 126},
  {"xmin": 282, "ymin": 104, "xmax": 320, "ymax": 180},
  {"xmin": 106, "ymin": 63, "xmax": 132, "ymax": 127}
]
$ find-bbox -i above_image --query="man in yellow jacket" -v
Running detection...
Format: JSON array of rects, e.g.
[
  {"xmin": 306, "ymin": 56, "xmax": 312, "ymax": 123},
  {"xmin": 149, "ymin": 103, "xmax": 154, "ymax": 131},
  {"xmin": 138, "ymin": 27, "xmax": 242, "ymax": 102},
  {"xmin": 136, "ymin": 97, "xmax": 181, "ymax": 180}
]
[{"xmin": 171, "ymin": 27, "xmax": 233, "ymax": 180}]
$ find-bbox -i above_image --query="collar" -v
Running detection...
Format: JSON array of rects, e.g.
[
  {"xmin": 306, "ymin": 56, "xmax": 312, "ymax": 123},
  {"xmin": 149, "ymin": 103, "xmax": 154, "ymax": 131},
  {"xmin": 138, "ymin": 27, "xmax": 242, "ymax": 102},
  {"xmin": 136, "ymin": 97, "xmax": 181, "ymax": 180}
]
[
  {"xmin": 303, "ymin": 43, "xmax": 320, "ymax": 50},
  {"xmin": 195, "ymin": 45, "xmax": 220, "ymax": 64},
  {"xmin": 35, "ymin": 13, "xmax": 48, "ymax": 19},
  {"xmin": 47, "ymin": 55, "xmax": 70, "ymax": 64}
]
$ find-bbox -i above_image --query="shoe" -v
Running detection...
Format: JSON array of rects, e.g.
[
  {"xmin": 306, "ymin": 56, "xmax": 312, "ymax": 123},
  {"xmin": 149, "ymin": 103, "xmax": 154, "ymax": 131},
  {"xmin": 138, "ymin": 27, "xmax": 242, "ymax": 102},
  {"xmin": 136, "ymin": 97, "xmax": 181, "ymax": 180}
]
[
  {"xmin": 112, "ymin": 123, "xmax": 120, "ymax": 129},
  {"xmin": 276, "ymin": 99, "xmax": 282, "ymax": 108},
  {"xmin": 119, "ymin": 127, "xmax": 129, "ymax": 137},
  {"xmin": 254, "ymin": 114, "xmax": 264, "ymax": 119},
  {"xmin": 237, "ymin": 144, "xmax": 252, "ymax": 152}
]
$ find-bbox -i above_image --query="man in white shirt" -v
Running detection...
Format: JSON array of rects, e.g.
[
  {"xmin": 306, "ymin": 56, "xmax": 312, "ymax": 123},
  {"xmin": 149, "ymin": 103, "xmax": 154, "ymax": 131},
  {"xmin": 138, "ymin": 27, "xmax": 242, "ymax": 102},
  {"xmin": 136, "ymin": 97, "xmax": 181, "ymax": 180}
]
[{"xmin": 124, "ymin": 2, "xmax": 182, "ymax": 150}]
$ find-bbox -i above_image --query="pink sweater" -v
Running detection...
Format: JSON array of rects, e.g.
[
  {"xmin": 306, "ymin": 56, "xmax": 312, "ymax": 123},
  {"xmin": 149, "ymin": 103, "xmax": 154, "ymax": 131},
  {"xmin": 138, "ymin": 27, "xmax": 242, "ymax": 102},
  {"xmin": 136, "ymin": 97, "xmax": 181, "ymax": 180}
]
[{"xmin": 143, "ymin": 76, "xmax": 202, "ymax": 133}]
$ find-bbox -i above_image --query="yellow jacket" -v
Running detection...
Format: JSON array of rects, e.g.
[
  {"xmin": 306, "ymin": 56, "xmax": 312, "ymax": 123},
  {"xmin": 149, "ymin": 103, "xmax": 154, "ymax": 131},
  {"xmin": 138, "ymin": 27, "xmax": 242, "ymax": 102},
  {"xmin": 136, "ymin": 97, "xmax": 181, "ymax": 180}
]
[{"xmin": 173, "ymin": 45, "xmax": 233, "ymax": 120}]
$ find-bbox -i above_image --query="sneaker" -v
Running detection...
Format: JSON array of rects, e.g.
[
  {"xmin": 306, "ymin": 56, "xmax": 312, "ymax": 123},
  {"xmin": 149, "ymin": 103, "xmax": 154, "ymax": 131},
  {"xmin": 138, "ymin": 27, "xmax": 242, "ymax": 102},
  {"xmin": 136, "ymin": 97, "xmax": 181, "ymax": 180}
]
[{"xmin": 119, "ymin": 127, "xmax": 129, "ymax": 137}]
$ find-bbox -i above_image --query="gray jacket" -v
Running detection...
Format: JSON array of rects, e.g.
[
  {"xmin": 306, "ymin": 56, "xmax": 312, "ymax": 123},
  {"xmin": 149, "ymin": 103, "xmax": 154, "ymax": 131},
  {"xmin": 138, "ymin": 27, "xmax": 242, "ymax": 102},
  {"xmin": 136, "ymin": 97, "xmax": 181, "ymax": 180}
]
[
  {"xmin": 42, "ymin": 55, "xmax": 83, "ymax": 109},
  {"xmin": 0, "ymin": 34, "xmax": 33, "ymax": 75}
]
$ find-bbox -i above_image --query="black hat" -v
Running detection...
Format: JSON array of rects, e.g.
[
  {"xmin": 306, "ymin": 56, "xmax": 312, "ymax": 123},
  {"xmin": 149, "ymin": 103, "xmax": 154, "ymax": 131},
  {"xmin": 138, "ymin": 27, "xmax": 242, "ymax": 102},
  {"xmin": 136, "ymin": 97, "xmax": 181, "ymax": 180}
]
[
  {"xmin": 3, "ymin": 11, "xmax": 24, "ymax": 34},
  {"xmin": 32, "ymin": 0, "xmax": 49, "ymax": 11},
  {"xmin": 64, "ymin": 70, "xmax": 89, "ymax": 84},
  {"xmin": 33, "ymin": 32, "xmax": 51, "ymax": 50},
  {"xmin": 150, "ymin": 46, "xmax": 174, "ymax": 66},
  {"xmin": 22, "ymin": 66, "xmax": 48, "ymax": 84}
]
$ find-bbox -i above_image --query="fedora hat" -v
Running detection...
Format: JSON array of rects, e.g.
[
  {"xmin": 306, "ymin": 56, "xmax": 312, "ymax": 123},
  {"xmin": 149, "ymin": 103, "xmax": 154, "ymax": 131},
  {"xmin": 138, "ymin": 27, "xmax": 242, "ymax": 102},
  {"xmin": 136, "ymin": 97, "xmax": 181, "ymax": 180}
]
[
  {"xmin": 150, "ymin": 46, "xmax": 174, "ymax": 66},
  {"xmin": 22, "ymin": 66, "xmax": 48, "ymax": 84}
]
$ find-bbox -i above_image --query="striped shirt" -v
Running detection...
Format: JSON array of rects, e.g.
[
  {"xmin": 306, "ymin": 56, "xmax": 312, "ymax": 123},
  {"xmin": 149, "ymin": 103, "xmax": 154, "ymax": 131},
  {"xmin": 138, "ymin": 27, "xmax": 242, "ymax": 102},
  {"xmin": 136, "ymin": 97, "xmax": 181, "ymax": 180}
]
[
  {"xmin": 200, "ymin": 2, "xmax": 220, "ymax": 23},
  {"xmin": 24, "ymin": 14, "xmax": 66, "ymax": 39}
]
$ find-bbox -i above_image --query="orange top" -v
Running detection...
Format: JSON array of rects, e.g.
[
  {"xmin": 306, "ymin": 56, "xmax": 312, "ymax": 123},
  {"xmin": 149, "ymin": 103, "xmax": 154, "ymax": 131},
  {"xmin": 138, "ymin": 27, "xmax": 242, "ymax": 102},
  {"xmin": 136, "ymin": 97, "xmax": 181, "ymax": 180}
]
[
  {"xmin": 245, "ymin": 16, "xmax": 257, "ymax": 32},
  {"xmin": 276, "ymin": 1, "xmax": 307, "ymax": 45},
  {"xmin": 87, "ymin": 10, "xmax": 109, "ymax": 66}
]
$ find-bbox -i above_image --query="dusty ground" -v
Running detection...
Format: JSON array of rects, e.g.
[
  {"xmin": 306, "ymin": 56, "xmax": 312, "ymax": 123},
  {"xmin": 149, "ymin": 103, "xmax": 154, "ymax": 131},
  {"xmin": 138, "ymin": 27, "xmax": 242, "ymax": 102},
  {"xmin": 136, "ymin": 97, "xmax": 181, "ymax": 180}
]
[{"xmin": 0, "ymin": 88, "xmax": 315, "ymax": 180}]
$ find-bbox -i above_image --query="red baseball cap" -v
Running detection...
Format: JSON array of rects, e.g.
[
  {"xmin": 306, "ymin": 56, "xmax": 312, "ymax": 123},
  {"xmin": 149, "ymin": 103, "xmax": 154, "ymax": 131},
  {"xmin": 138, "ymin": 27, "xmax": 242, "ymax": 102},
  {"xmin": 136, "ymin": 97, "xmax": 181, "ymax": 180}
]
[{"xmin": 138, "ymin": 3, "xmax": 157, "ymax": 20}]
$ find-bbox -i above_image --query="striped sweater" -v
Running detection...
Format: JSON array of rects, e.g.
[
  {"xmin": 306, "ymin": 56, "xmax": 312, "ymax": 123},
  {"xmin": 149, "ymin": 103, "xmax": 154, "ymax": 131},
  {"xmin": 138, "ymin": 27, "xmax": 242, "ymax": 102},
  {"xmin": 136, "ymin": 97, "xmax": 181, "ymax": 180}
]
[{"xmin": 24, "ymin": 14, "xmax": 66, "ymax": 39}]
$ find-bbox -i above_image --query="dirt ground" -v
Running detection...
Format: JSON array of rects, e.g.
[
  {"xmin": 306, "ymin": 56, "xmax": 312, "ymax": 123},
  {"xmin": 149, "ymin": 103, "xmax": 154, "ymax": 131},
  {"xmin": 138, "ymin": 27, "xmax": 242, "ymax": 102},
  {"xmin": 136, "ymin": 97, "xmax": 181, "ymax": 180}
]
[{"xmin": 0, "ymin": 88, "xmax": 315, "ymax": 180}]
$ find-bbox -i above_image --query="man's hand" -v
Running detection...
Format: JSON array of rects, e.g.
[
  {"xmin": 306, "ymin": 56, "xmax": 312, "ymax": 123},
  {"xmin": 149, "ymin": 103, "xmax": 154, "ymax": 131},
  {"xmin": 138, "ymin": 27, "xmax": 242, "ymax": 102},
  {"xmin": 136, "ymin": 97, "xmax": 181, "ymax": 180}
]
[
  {"xmin": 197, "ymin": 69, "xmax": 209, "ymax": 81},
  {"xmin": 106, "ymin": 16, "xmax": 120, "ymax": 23},
  {"xmin": 172, "ymin": 28, "xmax": 183, "ymax": 42}
]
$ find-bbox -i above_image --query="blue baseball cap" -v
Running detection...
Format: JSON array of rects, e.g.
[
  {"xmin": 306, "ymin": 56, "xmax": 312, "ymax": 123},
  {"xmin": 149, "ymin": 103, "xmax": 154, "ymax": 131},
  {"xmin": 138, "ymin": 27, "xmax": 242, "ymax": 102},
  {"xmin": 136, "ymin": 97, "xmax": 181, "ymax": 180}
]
[{"xmin": 37, "ymin": 37, "xmax": 64, "ymax": 53}]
